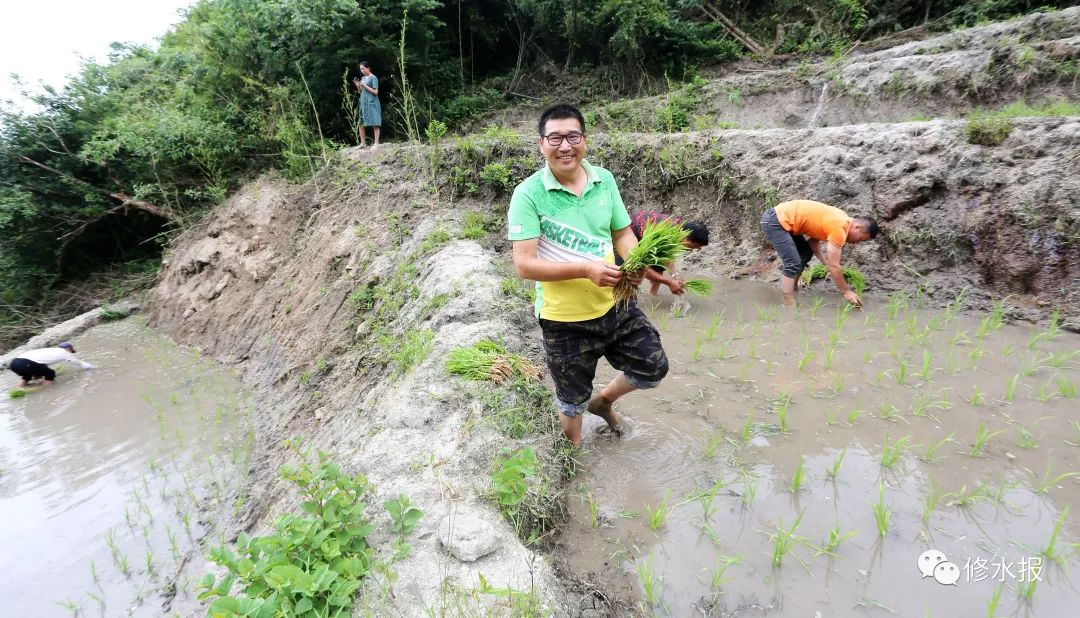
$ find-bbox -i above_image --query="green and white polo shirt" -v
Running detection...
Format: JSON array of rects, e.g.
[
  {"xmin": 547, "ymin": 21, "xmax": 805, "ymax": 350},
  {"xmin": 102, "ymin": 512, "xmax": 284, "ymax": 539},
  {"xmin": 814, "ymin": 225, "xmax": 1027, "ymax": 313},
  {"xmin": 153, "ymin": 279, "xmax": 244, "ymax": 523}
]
[{"xmin": 507, "ymin": 160, "xmax": 631, "ymax": 322}]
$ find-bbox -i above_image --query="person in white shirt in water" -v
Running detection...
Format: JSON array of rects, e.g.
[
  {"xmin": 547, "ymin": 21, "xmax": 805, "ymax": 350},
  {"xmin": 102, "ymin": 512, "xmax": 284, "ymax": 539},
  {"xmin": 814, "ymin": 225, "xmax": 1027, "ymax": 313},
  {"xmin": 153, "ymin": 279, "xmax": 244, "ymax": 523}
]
[{"xmin": 8, "ymin": 342, "xmax": 96, "ymax": 387}]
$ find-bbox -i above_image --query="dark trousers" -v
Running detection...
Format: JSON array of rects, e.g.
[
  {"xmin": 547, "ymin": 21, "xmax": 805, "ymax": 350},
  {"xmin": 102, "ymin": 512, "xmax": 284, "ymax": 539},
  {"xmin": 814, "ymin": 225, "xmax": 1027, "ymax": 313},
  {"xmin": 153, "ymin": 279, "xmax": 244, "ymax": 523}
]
[{"xmin": 760, "ymin": 207, "xmax": 813, "ymax": 278}]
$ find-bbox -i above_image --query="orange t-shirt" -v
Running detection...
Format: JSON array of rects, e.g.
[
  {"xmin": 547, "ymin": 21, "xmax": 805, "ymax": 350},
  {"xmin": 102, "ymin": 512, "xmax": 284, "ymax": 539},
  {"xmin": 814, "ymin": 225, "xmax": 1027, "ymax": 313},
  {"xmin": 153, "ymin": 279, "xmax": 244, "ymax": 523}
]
[{"xmin": 774, "ymin": 200, "xmax": 852, "ymax": 247}]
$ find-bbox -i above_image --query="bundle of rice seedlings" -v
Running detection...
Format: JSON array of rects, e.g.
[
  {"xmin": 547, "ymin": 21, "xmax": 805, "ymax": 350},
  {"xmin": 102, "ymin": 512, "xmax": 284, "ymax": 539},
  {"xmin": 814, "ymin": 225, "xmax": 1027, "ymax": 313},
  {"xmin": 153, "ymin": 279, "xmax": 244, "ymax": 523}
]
[
  {"xmin": 683, "ymin": 279, "xmax": 713, "ymax": 297},
  {"xmin": 8, "ymin": 388, "xmax": 28, "ymax": 399},
  {"xmin": 800, "ymin": 264, "xmax": 866, "ymax": 295},
  {"xmin": 614, "ymin": 219, "xmax": 688, "ymax": 308},
  {"xmin": 446, "ymin": 339, "xmax": 543, "ymax": 384}
]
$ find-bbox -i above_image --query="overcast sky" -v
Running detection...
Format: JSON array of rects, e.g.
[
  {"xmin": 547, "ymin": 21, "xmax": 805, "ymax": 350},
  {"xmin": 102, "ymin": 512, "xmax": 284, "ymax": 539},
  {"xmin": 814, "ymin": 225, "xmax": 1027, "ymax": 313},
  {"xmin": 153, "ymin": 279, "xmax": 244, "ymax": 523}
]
[{"xmin": 0, "ymin": 0, "xmax": 197, "ymax": 109}]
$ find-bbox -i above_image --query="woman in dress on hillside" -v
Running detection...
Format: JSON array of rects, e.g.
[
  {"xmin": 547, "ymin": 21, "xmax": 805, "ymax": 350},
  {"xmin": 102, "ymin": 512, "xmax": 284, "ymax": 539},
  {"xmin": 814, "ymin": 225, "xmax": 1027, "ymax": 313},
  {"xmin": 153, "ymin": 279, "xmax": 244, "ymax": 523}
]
[{"xmin": 353, "ymin": 60, "xmax": 381, "ymax": 149}]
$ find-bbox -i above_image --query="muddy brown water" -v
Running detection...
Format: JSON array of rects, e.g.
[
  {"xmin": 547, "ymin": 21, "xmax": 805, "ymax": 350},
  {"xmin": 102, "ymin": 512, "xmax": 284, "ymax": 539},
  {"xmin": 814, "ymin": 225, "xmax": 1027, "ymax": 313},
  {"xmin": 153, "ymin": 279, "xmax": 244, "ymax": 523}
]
[
  {"xmin": 0, "ymin": 320, "xmax": 250, "ymax": 617},
  {"xmin": 560, "ymin": 280, "xmax": 1080, "ymax": 617}
]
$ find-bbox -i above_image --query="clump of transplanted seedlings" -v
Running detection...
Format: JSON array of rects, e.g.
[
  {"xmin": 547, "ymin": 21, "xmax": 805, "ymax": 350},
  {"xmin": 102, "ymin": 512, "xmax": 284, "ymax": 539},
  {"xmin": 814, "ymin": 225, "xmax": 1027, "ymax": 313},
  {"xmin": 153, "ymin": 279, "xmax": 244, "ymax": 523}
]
[
  {"xmin": 645, "ymin": 491, "xmax": 672, "ymax": 530},
  {"xmin": 774, "ymin": 392, "xmax": 792, "ymax": 433},
  {"xmin": 1030, "ymin": 464, "xmax": 1079, "ymax": 495},
  {"xmin": 948, "ymin": 483, "xmax": 989, "ymax": 508},
  {"xmin": 797, "ymin": 343, "xmax": 815, "ymax": 374},
  {"xmin": 703, "ymin": 313, "xmax": 723, "ymax": 341},
  {"xmin": 636, "ymin": 554, "xmax": 662, "ymax": 610},
  {"xmin": 709, "ymin": 554, "xmax": 742, "ymax": 592},
  {"xmin": 769, "ymin": 511, "xmax": 806, "ymax": 567},
  {"xmin": 579, "ymin": 491, "xmax": 600, "ymax": 528},
  {"xmin": 1039, "ymin": 506, "xmax": 1070, "ymax": 566},
  {"xmin": 1058, "ymin": 375, "xmax": 1077, "ymax": 399},
  {"xmin": 922, "ymin": 478, "xmax": 946, "ymax": 524},
  {"xmin": 825, "ymin": 448, "xmax": 846, "ymax": 480},
  {"xmin": 822, "ymin": 524, "xmax": 856, "ymax": 554},
  {"xmin": 879, "ymin": 435, "xmax": 913, "ymax": 470},
  {"xmin": 846, "ymin": 408, "xmax": 862, "ymax": 425},
  {"xmin": 790, "ymin": 457, "xmax": 807, "ymax": 493},
  {"xmin": 970, "ymin": 422, "xmax": 1004, "ymax": 457},
  {"xmin": 1017, "ymin": 427, "xmax": 1038, "ymax": 449},
  {"xmin": 921, "ymin": 433, "xmax": 954, "ymax": 464},
  {"xmin": 740, "ymin": 473, "xmax": 759, "ymax": 506},
  {"xmin": 1005, "ymin": 373, "xmax": 1021, "ymax": 402},
  {"xmin": 871, "ymin": 483, "xmax": 891, "ymax": 538}
]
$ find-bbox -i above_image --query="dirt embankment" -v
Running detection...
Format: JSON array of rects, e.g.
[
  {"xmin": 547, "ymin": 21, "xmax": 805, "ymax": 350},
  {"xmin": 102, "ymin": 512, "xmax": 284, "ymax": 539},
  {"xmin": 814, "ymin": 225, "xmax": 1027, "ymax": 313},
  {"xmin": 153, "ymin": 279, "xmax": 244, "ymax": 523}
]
[
  {"xmin": 147, "ymin": 12, "xmax": 1079, "ymax": 616},
  {"xmin": 149, "ymin": 169, "xmax": 573, "ymax": 615}
]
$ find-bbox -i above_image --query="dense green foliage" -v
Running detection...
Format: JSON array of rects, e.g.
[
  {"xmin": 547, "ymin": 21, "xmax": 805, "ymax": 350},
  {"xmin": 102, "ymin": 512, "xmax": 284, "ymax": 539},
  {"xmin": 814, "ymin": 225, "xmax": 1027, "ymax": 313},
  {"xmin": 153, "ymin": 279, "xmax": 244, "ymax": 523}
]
[
  {"xmin": 198, "ymin": 446, "xmax": 422, "ymax": 617},
  {"xmin": 0, "ymin": 0, "xmax": 1071, "ymax": 338}
]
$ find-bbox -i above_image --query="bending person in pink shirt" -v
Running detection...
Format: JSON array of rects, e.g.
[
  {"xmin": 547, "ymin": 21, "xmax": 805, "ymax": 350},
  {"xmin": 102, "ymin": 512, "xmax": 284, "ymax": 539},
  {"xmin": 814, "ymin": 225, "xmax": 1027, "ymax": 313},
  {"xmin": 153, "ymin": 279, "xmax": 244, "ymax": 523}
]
[{"xmin": 7, "ymin": 342, "xmax": 96, "ymax": 387}]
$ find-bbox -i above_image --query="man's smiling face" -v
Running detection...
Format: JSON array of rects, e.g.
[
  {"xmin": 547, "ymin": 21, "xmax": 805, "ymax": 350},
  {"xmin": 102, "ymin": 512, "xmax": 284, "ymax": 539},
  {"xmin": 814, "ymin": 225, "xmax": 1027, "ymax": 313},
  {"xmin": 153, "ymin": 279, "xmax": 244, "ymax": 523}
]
[{"xmin": 539, "ymin": 117, "xmax": 586, "ymax": 176}]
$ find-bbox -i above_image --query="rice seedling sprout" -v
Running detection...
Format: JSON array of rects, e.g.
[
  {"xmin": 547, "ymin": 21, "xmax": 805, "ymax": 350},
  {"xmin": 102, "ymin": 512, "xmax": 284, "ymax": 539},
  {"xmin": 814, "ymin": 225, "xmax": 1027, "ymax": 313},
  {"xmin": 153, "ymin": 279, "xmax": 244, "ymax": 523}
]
[
  {"xmin": 970, "ymin": 422, "xmax": 1003, "ymax": 457},
  {"xmin": 826, "ymin": 448, "xmax": 846, "ymax": 480},
  {"xmin": 645, "ymin": 491, "xmax": 672, "ymax": 530},
  {"xmin": 790, "ymin": 456, "xmax": 807, "ymax": 493},
  {"xmin": 871, "ymin": 483, "xmax": 891, "ymax": 538}
]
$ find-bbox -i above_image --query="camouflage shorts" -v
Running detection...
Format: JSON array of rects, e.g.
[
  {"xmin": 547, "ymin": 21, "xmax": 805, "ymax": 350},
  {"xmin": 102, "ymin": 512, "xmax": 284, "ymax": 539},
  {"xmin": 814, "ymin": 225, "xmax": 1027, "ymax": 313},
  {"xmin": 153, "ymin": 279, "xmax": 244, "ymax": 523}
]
[{"xmin": 539, "ymin": 303, "xmax": 669, "ymax": 416}]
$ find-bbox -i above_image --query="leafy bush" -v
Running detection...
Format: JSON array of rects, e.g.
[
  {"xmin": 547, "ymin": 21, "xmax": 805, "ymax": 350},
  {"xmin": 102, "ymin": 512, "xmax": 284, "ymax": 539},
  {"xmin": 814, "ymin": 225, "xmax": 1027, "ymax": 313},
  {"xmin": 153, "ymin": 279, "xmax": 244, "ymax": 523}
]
[
  {"xmin": 492, "ymin": 447, "xmax": 538, "ymax": 514},
  {"xmin": 198, "ymin": 450, "xmax": 379, "ymax": 617},
  {"xmin": 347, "ymin": 285, "xmax": 376, "ymax": 312},
  {"xmin": 442, "ymin": 88, "xmax": 504, "ymax": 126},
  {"xmin": 479, "ymin": 163, "xmax": 514, "ymax": 193}
]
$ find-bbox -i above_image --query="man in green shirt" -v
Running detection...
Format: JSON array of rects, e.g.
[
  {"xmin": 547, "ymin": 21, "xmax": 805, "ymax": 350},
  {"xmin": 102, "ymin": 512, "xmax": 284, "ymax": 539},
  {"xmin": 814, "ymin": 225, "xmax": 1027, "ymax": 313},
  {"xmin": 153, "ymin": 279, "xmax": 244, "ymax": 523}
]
[{"xmin": 507, "ymin": 104, "xmax": 669, "ymax": 446}]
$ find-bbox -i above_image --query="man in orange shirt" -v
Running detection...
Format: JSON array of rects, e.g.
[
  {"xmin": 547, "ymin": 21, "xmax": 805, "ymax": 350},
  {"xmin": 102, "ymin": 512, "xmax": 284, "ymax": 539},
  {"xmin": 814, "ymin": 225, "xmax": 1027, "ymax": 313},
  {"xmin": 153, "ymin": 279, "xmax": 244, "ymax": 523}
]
[{"xmin": 760, "ymin": 200, "xmax": 879, "ymax": 307}]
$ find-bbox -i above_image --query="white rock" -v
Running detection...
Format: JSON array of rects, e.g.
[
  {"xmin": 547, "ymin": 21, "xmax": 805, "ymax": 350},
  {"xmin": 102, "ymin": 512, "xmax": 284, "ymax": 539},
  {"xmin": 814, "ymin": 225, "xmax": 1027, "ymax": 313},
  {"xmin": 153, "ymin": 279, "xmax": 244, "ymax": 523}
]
[{"xmin": 438, "ymin": 512, "xmax": 499, "ymax": 562}]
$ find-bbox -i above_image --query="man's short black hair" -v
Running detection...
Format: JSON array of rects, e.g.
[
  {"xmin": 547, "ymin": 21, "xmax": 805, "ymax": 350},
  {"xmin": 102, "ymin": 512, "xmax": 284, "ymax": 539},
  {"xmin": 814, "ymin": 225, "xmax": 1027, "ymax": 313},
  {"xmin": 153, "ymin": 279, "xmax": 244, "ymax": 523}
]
[
  {"xmin": 684, "ymin": 221, "xmax": 709, "ymax": 246},
  {"xmin": 538, "ymin": 104, "xmax": 586, "ymax": 136},
  {"xmin": 854, "ymin": 215, "xmax": 880, "ymax": 239}
]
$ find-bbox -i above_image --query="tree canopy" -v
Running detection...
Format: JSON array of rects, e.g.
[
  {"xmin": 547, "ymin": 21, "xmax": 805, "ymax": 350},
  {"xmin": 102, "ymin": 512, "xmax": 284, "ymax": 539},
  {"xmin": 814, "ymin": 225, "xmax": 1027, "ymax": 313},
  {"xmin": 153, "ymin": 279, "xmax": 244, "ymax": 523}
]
[{"xmin": 1, "ymin": 0, "xmax": 1073, "ymax": 340}]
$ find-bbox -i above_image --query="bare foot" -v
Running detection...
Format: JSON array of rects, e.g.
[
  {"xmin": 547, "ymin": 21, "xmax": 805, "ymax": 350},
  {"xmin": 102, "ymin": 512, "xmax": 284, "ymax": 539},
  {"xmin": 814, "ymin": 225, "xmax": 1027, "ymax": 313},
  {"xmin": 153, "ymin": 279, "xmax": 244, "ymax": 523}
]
[{"xmin": 587, "ymin": 395, "xmax": 623, "ymax": 434}]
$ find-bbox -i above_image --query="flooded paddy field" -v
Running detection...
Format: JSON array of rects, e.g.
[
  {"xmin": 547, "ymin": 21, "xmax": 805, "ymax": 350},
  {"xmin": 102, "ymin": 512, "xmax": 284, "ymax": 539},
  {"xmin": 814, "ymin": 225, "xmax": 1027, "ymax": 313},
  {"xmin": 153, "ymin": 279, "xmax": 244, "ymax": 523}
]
[
  {"xmin": 560, "ymin": 280, "xmax": 1080, "ymax": 617},
  {"xmin": 0, "ymin": 320, "xmax": 251, "ymax": 617}
]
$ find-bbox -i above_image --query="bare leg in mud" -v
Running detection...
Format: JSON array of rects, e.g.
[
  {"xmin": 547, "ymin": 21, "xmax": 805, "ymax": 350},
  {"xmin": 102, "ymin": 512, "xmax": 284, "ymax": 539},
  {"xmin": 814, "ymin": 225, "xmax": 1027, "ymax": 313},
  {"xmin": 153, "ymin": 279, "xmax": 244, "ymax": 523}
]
[
  {"xmin": 590, "ymin": 373, "xmax": 636, "ymax": 432},
  {"xmin": 781, "ymin": 274, "xmax": 799, "ymax": 307}
]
